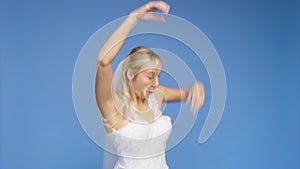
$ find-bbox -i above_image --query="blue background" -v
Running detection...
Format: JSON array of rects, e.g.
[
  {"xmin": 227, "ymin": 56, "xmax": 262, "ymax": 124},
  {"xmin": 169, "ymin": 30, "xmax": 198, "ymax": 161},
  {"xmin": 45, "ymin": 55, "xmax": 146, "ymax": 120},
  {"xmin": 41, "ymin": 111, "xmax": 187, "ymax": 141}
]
[{"xmin": 1, "ymin": 0, "xmax": 299, "ymax": 169}]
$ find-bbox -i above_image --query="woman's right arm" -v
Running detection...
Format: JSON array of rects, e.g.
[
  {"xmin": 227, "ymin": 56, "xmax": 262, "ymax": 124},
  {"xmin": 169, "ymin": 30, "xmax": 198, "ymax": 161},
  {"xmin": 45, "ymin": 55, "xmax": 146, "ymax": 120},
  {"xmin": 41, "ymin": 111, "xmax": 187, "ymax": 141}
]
[
  {"xmin": 95, "ymin": 1, "xmax": 170, "ymax": 115},
  {"xmin": 96, "ymin": 15, "xmax": 138, "ymax": 109}
]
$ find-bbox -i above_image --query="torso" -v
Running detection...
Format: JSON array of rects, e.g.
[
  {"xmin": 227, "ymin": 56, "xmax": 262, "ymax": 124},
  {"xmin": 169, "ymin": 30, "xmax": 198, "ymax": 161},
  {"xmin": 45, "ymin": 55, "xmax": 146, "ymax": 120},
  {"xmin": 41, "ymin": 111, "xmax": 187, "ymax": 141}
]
[
  {"xmin": 103, "ymin": 91, "xmax": 172, "ymax": 169},
  {"xmin": 101, "ymin": 90, "xmax": 164, "ymax": 133}
]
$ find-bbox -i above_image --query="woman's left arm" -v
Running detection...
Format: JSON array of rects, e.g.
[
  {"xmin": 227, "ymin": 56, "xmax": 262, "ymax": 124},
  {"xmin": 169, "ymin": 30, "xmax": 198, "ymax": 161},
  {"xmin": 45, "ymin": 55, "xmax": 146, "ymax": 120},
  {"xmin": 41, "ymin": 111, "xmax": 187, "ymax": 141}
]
[{"xmin": 157, "ymin": 81, "xmax": 205, "ymax": 114}]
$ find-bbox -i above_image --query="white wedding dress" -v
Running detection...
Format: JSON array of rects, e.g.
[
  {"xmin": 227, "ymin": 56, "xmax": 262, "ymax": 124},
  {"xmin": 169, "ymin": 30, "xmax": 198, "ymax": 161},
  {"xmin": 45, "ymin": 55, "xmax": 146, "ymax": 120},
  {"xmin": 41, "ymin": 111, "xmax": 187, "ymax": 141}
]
[{"xmin": 105, "ymin": 94, "xmax": 172, "ymax": 169}]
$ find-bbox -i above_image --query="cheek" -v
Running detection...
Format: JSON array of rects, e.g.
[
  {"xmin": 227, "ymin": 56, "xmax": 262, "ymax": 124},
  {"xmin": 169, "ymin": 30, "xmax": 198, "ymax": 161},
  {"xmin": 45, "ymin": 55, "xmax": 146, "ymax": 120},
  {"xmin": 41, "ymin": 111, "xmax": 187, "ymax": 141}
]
[{"xmin": 133, "ymin": 77, "xmax": 151, "ymax": 89}]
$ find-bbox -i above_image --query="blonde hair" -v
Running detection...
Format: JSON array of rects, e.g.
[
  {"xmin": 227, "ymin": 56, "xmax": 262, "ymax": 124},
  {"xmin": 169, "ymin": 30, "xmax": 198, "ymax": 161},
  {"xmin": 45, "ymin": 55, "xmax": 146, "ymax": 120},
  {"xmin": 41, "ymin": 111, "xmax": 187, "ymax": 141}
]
[{"xmin": 116, "ymin": 46, "xmax": 162, "ymax": 120}]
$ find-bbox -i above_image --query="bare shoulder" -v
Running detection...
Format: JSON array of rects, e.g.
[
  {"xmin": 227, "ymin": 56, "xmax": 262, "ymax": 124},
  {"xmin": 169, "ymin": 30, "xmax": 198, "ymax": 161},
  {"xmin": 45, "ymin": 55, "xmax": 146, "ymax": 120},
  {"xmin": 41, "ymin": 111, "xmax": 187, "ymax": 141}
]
[{"xmin": 100, "ymin": 92, "xmax": 130, "ymax": 132}]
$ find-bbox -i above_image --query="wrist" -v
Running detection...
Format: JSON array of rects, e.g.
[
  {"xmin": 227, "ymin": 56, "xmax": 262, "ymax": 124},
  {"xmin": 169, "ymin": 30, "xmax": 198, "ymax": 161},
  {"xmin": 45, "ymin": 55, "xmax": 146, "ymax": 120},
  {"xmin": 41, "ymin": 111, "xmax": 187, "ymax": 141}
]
[
  {"xmin": 128, "ymin": 12, "xmax": 140, "ymax": 22},
  {"xmin": 183, "ymin": 87, "xmax": 191, "ymax": 101}
]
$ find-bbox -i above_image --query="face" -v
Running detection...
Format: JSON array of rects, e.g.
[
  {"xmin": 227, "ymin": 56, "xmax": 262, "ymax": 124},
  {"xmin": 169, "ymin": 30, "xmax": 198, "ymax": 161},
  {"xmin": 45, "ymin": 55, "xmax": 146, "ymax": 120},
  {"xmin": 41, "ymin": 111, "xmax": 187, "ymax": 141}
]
[{"xmin": 129, "ymin": 63, "xmax": 162, "ymax": 99}]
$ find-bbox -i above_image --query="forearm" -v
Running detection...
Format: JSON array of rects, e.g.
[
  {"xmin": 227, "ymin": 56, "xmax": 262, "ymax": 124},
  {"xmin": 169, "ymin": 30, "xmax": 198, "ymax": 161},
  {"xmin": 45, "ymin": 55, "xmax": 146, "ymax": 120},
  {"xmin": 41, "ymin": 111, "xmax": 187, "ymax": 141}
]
[
  {"xmin": 157, "ymin": 85, "xmax": 190, "ymax": 102},
  {"xmin": 182, "ymin": 87, "xmax": 191, "ymax": 102},
  {"xmin": 97, "ymin": 1, "xmax": 170, "ymax": 65},
  {"xmin": 97, "ymin": 14, "xmax": 138, "ymax": 65}
]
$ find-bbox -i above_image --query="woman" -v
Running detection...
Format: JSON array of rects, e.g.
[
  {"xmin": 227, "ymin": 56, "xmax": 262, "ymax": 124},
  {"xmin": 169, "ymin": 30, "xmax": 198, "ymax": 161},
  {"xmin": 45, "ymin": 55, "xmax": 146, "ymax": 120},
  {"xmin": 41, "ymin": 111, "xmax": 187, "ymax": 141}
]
[{"xmin": 96, "ymin": 1, "xmax": 205, "ymax": 169}]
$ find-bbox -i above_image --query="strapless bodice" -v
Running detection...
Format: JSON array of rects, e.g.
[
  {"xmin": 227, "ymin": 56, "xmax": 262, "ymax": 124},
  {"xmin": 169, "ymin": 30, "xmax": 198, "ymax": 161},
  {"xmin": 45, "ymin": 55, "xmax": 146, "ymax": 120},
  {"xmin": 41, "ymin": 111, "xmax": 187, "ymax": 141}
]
[{"xmin": 107, "ymin": 94, "xmax": 172, "ymax": 169}]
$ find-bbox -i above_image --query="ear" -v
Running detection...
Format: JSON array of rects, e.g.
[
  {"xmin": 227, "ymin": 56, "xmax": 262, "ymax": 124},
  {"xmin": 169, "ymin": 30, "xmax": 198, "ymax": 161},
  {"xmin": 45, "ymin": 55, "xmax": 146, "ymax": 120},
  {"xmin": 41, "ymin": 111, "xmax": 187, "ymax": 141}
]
[{"xmin": 126, "ymin": 69, "xmax": 134, "ymax": 80}]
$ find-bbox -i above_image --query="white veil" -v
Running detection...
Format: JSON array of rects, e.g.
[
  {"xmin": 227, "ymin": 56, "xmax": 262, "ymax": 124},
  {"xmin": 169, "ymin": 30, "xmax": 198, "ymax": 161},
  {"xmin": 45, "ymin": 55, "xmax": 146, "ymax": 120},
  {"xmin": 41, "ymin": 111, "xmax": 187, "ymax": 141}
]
[{"xmin": 102, "ymin": 136, "xmax": 118, "ymax": 169}]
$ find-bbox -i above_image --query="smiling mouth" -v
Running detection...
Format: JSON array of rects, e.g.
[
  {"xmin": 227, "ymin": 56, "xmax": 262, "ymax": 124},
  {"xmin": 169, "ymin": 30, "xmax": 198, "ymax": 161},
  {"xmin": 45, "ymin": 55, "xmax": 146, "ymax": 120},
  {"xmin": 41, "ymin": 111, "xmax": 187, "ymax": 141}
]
[
  {"xmin": 145, "ymin": 89, "xmax": 153, "ymax": 97},
  {"xmin": 148, "ymin": 88, "xmax": 155, "ymax": 93},
  {"xmin": 143, "ymin": 86, "xmax": 155, "ymax": 97}
]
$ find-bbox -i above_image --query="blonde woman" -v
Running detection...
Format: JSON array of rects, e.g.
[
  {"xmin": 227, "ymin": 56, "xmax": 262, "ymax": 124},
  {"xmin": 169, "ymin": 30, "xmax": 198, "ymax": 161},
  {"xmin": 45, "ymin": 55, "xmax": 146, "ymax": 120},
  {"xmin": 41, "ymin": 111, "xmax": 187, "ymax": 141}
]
[{"xmin": 96, "ymin": 1, "xmax": 205, "ymax": 169}]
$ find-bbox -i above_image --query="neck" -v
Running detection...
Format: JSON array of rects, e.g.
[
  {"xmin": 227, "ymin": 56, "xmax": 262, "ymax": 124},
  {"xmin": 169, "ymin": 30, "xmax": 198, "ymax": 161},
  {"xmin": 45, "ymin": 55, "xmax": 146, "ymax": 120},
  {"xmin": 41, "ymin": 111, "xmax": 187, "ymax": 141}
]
[{"xmin": 129, "ymin": 88, "xmax": 147, "ymax": 105}]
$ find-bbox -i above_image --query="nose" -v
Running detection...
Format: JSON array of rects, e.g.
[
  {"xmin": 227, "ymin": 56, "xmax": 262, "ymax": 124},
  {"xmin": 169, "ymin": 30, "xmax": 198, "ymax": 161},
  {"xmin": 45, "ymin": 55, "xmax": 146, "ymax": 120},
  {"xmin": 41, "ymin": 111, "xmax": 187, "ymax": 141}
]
[{"xmin": 153, "ymin": 77, "xmax": 159, "ymax": 87}]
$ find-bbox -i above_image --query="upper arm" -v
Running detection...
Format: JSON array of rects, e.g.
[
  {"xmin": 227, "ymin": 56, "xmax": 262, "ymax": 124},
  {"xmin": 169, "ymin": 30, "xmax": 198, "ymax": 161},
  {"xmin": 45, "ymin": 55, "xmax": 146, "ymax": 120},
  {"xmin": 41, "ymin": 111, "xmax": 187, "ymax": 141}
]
[
  {"xmin": 95, "ymin": 63, "xmax": 113, "ymax": 108},
  {"xmin": 156, "ymin": 85, "xmax": 188, "ymax": 103}
]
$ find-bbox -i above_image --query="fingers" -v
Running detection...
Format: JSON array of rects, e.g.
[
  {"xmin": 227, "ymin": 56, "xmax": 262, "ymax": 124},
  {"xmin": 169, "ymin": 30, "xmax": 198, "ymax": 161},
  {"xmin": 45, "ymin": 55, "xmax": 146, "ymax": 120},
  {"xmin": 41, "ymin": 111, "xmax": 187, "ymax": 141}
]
[
  {"xmin": 189, "ymin": 82, "xmax": 205, "ymax": 114},
  {"xmin": 200, "ymin": 85, "xmax": 205, "ymax": 108},
  {"xmin": 146, "ymin": 1, "xmax": 170, "ymax": 14},
  {"xmin": 137, "ymin": 1, "xmax": 170, "ymax": 15},
  {"xmin": 131, "ymin": 1, "xmax": 170, "ymax": 22},
  {"xmin": 148, "ymin": 13, "xmax": 167, "ymax": 22},
  {"xmin": 196, "ymin": 83, "xmax": 205, "ymax": 112}
]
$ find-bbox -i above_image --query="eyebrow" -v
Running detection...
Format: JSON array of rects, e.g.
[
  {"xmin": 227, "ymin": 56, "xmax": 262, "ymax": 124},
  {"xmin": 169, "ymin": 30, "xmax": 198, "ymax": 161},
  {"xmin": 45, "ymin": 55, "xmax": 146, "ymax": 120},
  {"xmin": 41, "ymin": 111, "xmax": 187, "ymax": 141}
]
[{"xmin": 145, "ymin": 71, "xmax": 161, "ymax": 76}]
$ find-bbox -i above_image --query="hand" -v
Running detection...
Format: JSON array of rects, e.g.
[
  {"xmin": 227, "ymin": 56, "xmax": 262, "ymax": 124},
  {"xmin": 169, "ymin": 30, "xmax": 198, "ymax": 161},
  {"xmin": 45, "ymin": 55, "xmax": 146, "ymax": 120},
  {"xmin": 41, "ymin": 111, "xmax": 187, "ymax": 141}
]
[
  {"xmin": 130, "ymin": 1, "xmax": 170, "ymax": 22},
  {"xmin": 186, "ymin": 81, "xmax": 205, "ymax": 114}
]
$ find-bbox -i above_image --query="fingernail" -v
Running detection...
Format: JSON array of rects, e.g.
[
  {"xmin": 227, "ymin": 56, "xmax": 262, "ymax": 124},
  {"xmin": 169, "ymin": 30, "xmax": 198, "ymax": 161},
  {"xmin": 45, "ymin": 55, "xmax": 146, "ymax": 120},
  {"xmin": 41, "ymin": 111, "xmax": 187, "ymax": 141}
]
[{"xmin": 166, "ymin": 6, "xmax": 170, "ymax": 13}]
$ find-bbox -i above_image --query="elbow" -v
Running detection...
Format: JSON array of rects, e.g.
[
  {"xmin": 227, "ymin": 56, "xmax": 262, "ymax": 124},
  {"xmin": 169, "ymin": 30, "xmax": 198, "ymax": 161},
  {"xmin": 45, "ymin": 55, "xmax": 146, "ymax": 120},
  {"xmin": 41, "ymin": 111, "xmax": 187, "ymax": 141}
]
[
  {"xmin": 98, "ymin": 58, "xmax": 111, "ymax": 67},
  {"xmin": 97, "ymin": 50, "xmax": 116, "ymax": 66}
]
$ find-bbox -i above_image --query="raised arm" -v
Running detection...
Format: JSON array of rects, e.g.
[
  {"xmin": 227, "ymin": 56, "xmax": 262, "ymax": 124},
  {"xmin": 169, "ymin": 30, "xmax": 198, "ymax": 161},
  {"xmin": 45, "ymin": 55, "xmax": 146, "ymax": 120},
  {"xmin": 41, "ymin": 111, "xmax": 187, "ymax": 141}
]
[
  {"xmin": 95, "ymin": 1, "xmax": 170, "ymax": 117},
  {"xmin": 95, "ymin": 16, "xmax": 138, "ymax": 107}
]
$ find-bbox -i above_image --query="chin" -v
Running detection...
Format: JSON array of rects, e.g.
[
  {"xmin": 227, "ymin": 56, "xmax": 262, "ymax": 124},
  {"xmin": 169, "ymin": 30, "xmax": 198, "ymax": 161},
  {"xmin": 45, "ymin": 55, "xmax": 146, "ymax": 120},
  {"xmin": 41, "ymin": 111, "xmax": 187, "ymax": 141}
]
[
  {"xmin": 142, "ymin": 91, "xmax": 150, "ymax": 99},
  {"xmin": 142, "ymin": 88, "xmax": 153, "ymax": 99}
]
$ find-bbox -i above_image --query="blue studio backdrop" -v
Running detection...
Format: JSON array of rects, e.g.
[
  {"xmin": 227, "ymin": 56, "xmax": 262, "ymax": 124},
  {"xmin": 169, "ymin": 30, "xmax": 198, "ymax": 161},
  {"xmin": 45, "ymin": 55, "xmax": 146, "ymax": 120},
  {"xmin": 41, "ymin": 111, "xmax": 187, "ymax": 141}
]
[{"xmin": 1, "ymin": 0, "xmax": 299, "ymax": 169}]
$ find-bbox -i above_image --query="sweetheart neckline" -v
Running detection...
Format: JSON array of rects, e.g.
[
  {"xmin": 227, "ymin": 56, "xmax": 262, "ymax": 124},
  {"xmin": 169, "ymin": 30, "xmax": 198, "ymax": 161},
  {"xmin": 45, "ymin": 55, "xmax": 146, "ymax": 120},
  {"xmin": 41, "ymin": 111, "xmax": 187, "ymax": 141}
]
[{"xmin": 106, "ymin": 115, "xmax": 171, "ymax": 135}]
